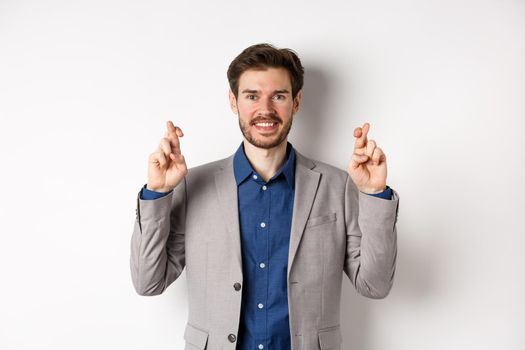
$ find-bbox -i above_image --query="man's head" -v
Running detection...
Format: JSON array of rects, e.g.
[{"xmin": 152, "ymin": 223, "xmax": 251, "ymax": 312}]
[{"xmin": 227, "ymin": 43, "xmax": 304, "ymax": 149}]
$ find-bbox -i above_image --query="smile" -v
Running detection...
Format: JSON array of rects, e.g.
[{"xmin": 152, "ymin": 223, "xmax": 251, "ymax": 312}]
[{"xmin": 253, "ymin": 121, "xmax": 278, "ymax": 133}]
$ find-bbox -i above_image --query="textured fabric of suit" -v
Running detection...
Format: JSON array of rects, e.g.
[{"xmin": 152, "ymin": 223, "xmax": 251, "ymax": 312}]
[{"xmin": 130, "ymin": 148, "xmax": 399, "ymax": 350}]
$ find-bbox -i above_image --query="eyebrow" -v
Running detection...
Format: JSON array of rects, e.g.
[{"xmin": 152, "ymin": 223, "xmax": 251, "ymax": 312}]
[{"xmin": 241, "ymin": 89, "xmax": 291, "ymax": 94}]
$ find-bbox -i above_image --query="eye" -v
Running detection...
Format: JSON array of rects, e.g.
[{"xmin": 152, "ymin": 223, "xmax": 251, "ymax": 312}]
[
  {"xmin": 273, "ymin": 94, "xmax": 286, "ymax": 100},
  {"xmin": 246, "ymin": 94, "xmax": 257, "ymax": 100}
]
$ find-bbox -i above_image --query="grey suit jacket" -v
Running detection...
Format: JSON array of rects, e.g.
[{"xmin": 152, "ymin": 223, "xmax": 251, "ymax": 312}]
[{"xmin": 130, "ymin": 149, "xmax": 399, "ymax": 350}]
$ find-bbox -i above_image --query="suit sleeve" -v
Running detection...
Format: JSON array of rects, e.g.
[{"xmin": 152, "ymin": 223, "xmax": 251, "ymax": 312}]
[
  {"xmin": 362, "ymin": 185, "xmax": 392, "ymax": 200},
  {"xmin": 140, "ymin": 183, "xmax": 173, "ymax": 200},
  {"xmin": 343, "ymin": 174, "xmax": 399, "ymax": 299},
  {"xmin": 130, "ymin": 177, "xmax": 187, "ymax": 296}
]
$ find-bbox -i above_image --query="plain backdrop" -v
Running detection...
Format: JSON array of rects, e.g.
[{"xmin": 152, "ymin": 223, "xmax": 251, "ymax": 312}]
[{"xmin": 1, "ymin": 0, "xmax": 524, "ymax": 349}]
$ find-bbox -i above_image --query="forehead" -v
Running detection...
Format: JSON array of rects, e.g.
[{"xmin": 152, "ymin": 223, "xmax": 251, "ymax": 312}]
[{"xmin": 238, "ymin": 67, "xmax": 292, "ymax": 91}]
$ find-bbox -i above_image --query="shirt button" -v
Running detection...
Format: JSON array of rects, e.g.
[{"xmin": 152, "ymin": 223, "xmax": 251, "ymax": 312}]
[
  {"xmin": 262, "ymin": 185, "xmax": 267, "ymax": 191},
  {"xmin": 260, "ymin": 222, "xmax": 266, "ymax": 228},
  {"xmin": 259, "ymin": 262, "xmax": 266, "ymax": 268},
  {"xmin": 233, "ymin": 282, "xmax": 241, "ymax": 291},
  {"xmin": 258, "ymin": 303, "xmax": 264, "ymax": 309},
  {"xmin": 252, "ymin": 174, "xmax": 258, "ymax": 180},
  {"xmin": 258, "ymin": 344, "xmax": 264, "ymax": 349},
  {"xmin": 228, "ymin": 334, "xmax": 237, "ymax": 342}
]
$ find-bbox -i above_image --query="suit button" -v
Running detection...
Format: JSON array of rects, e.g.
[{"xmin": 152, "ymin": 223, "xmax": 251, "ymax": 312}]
[
  {"xmin": 228, "ymin": 333, "xmax": 237, "ymax": 342},
  {"xmin": 233, "ymin": 282, "xmax": 241, "ymax": 291}
]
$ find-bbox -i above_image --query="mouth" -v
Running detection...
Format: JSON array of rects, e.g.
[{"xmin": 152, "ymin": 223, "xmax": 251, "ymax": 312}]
[{"xmin": 253, "ymin": 120, "xmax": 279, "ymax": 134}]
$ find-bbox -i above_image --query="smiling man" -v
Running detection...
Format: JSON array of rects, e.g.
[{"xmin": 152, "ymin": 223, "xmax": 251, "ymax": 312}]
[
  {"xmin": 234, "ymin": 67, "xmax": 297, "ymax": 149},
  {"xmin": 130, "ymin": 43, "xmax": 400, "ymax": 350}
]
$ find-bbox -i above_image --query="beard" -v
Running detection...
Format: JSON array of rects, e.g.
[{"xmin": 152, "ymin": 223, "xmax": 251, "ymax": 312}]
[{"xmin": 238, "ymin": 112, "xmax": 294, "ymax": 150}]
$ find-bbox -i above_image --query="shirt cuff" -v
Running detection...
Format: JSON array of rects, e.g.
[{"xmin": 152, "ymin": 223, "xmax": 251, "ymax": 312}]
[
  {"xmin": 140, "ymin": 183, "xmax": 173, "ymax": 200},
  {"xmin": 361, "ymin": 185, "xmax": 392, "ymax": 200}
]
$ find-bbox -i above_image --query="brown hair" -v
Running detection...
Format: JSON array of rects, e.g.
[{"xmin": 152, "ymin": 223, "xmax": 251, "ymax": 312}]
[{"xmin": 227, "ymin": 43, "xmax": 304, "ymax": 100}]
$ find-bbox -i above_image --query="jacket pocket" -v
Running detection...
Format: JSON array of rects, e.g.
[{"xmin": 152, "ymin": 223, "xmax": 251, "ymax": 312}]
[
  {"xmin": 306, "ymin": 212, "xmax": 337, "ymax": 228},
  {"xmin": 184, "ymin": 323, "xmax": 209, "ymax": 349},
  {"xmin": 318, "ymin": 325, "xmax": 342, "ymax": 349}
]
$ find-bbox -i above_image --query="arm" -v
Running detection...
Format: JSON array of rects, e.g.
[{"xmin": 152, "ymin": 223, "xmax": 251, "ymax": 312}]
[
  {"xmin": 130, "ymin": 120, "xmax": 188, "ymax": 296},
  {"xmin": 343, "ymin": 174, "xmax": 399, "ymax": 299},
  {"xmin": 130, "ymin": 177, "xmax": 187, "ymax": 296}
]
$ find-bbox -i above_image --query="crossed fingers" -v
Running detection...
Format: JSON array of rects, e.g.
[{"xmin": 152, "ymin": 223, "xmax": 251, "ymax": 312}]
[
  {"xmin": 158, "ymin": 121, "xmax": 184, "ymax": 160},
  {"xmin": 353, "ymin": 122, "xmax": 385, "ymax": 165}
]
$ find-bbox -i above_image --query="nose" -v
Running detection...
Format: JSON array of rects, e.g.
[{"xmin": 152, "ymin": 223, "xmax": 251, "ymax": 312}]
[{"xmin": 258, "ymin": 96, "xmax": 276, "ymax": 115}]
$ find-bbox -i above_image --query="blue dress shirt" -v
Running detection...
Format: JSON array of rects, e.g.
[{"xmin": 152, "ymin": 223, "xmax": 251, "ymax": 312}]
[
  {"xmin": 232, "ymin": 141, "xmax": 296, "ymax": 349},
  {"xmin": 139, "ymin": 143, "xmax": 392, "ymax": 349}
]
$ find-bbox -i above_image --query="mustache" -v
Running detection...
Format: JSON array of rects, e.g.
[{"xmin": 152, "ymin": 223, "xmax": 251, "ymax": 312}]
[{"xmin": 251, "ymin": 115, "xmax": 281, "ymax": 124}]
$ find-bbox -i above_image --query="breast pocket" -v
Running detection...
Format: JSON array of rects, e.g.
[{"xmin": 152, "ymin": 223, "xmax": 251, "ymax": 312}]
[
  {"xmin": 306, "ymin": 212, "xmax": 337, "ymax": 228},
  {"xmin": 184, "ymin": 322, "xmax": 209, "ymax": 349}
]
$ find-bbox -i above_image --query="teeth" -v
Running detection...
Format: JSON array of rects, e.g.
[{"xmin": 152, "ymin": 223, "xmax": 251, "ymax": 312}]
[{"xmin": 255, "ymin": 122, "xmax": 274, "ymax": 127}]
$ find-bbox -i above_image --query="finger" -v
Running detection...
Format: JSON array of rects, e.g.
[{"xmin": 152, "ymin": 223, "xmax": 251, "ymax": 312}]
[
  {"xmin": 167, "ymin": 120, "xmax": 184, "ymax": 137},
  {"xmin": 350, "ymin": 153, "xmax": 369, "ymax": 169},
  {"xmin": 170, "ymin": 153, "xmax": 185, "ymax": 164},
  {"xmin": 159, "ymin": 138, "xmax": 173, "ymax": 157},
  {"xmin": 365, "ymin": 139, "xmax": 376, "ymax": 158},
  {"xmin": 371, "ymin": 146, "xmax": 384, "ymax": 165},
  {"xmin": 354, "ymin": 122, "xmax": 370, "ymax": 149},
  {"xmin": 165, "ymin": 121, "xmax": 183, "ymax": 154},
  {"xmin": 149, "ymin": 151, "xmax": 167, "ymax": 168},
  {"xmin": 353, "ymin": 127, "xmax": 363, "ymax": 150},
  {"xmin": 353, "ymin": 127, "xmax": 361, "ymax": 138},
  {"xmin": 172, "ymin": 154, "xmax": 188, "ymax": 175},
  {"xmin": 354, "ymin": 147, "xmax": 366, "ymax": 156},
  {"xmin": 158, "ymin": 151, "xmax": 167, "ymax": 168}
]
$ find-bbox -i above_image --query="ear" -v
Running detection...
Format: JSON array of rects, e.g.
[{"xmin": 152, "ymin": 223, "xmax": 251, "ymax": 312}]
[
  {"xmin": 229, "ymin": 90, "xmax": 238, "ymax": 115},
  {"xmin": 292, "ymin": 90, "xmax": 302, "ymax": 114}
]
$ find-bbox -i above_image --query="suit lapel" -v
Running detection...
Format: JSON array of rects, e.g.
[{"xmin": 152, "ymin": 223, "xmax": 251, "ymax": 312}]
[
  {"xmin": 213, "ymin": 150, "xmax": 321, "ymax": 279},
  {"xmin": 287, "ymin": 151, "xmax": 321, "ymax": 278},
  {"xmin": 214, "ymin": 155, "xmax": 243, "ymax": 271}
]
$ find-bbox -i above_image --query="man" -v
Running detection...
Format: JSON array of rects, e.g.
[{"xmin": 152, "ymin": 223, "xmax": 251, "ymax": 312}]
[{"xmin": 130, "ymin": 43, "xmax": 399, "ymax": 350}]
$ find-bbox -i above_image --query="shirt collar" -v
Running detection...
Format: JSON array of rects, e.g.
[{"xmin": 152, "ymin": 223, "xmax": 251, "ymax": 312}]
[{"xmin": 233, "ymin": 141, "xmax": 296, "ymax": 189}]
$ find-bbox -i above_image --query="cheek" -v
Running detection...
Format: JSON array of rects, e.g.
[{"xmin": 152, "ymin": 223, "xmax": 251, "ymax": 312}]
[
  {"xmin": 275, "ymin": 103, "xmax": 293, "ymax": 115},
  {"xmin": 238, "ymin": 105, "xmax": 258, "ymax": 118}
]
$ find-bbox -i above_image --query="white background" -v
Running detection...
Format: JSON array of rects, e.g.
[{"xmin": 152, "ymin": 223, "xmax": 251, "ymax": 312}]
[{"xmin": 1, "ymin": 0, "xmax": 524, "ymax": 349}]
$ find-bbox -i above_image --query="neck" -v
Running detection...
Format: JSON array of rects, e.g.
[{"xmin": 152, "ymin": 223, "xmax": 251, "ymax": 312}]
[{"xmin": 243, "ymin": 138, "xmax": 288, "ymax": 182}]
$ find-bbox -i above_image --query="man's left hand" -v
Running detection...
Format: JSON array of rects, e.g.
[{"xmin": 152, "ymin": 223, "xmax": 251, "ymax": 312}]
[{"xmin": 347, "ymin": 122, "xmax": 388, "ymax": 194}]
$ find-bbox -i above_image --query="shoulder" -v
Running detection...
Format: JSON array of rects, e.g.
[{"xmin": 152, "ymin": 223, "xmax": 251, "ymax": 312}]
[
  {"xmin": 185, "ymin": 154, "xmax": 234, "ymax": 180},
  {"xmin": 295, "ymin": 150, "xmax": 348, "ymax": 183}
]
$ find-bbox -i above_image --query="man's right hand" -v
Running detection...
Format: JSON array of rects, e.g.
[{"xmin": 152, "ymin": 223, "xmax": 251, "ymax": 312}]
[{"xmin": 146, "ymin": 121, "xmax": 188, "ymax": 193}]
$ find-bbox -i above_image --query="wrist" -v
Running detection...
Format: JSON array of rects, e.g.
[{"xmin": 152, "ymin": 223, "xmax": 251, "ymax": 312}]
[
  {"xmin": 145, "ymin": 184, "xmax": 173, "ymax": 193},
  {"xmin": 359, "ymin": 186, "xmax": 387, "ymax": 195}
]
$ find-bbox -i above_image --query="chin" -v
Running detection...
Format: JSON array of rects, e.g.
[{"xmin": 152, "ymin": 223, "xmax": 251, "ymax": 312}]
[{"xmin": 249, "ymin": 135, "xmax": 286, "ymax": 149}]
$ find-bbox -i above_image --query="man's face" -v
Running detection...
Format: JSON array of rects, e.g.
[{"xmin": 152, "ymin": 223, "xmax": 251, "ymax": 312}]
[{"xmin": 229, "ymin": 67, "xmax": 301, "ymax": 149}]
